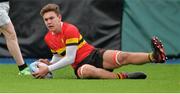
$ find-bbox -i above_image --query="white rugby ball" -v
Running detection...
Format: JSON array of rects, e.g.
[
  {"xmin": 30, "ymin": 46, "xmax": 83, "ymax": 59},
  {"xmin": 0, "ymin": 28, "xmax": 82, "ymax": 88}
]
[{"xmin": 29, "ymin": 61, "xmax": 53, "ymax": 79}]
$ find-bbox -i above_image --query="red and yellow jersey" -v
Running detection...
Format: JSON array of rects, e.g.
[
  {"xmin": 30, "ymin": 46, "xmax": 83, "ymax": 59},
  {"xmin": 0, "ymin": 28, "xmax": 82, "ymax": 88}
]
[{"xmin": 44, "ymin": 22, "xmax": 94, "ymax": 69}]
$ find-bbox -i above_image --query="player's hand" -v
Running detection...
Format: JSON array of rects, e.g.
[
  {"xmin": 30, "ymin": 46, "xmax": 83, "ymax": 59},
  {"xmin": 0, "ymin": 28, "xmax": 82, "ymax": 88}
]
[
  {"xmin": 38, "ymin": 59, "xmax": 51, "ymax": 65},
  {"xmin": 32, "ymin": 64, "xmax": 49, "ymax": 79}
]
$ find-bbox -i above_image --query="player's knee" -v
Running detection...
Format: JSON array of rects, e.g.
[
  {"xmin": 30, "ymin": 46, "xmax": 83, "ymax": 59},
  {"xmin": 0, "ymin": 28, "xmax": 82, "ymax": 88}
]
[
  {"xmin": 117, "ymin": 52, "xmax": 129, "ymax": 65},
  {"xmin": 77, "ymin": 64, "xmax": 96, "ymax": 79},
  {"xmin": 3, "ymin": 29, "xmax": 17, "ymax": 41},
  {"xmin": 7, "ymin": 32, "xmax": 17, "ymax": 41}
]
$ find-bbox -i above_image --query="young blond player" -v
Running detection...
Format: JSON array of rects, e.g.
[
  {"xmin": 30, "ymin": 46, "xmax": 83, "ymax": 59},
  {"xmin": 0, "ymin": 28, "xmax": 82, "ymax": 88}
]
[{"xmin": 32, "ymin": 4, "xmax": 166, "ymax": 79}]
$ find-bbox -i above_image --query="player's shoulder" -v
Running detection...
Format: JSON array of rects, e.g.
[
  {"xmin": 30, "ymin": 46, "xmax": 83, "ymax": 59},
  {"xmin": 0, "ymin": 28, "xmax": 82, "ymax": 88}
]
[
  {"xmin": 63, "ymin": 22, "xmax": 78, "ymax": 31},
  {"xmin": 44, "ymin": 31, "xmax": 52, "ymax": 41}
]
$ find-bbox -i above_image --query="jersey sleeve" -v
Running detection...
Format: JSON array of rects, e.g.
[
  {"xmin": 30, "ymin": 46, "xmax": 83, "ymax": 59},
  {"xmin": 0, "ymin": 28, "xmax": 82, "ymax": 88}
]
[{"xmin": 64, "ymin": 24, "xmax": 80, "ymax": 46}]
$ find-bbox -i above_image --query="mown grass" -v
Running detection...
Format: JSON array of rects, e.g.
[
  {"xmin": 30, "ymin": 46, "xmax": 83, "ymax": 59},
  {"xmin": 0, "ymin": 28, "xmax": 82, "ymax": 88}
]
[{"xmin": 0, "ymin": 63, "xmax": 179, "ymax": 93}]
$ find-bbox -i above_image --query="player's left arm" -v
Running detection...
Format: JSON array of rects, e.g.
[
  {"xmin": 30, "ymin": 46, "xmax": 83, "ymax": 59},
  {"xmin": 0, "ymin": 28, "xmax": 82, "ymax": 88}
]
[{"xmin": 50, "ymin": 54, "xmax": 62, "ymax": 64}]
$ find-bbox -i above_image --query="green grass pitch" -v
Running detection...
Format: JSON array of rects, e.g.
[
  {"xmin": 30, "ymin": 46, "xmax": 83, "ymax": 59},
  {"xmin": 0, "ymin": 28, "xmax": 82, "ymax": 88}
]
[{"xmin": 0, "ymin": 63, "xmax": 179, "ymax": 93}]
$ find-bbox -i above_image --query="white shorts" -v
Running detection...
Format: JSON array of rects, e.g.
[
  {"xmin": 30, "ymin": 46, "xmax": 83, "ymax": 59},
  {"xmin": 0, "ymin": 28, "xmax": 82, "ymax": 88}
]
[{"xmin": 0, "ymin": 2, "xmax": 10, "ymax": 26}]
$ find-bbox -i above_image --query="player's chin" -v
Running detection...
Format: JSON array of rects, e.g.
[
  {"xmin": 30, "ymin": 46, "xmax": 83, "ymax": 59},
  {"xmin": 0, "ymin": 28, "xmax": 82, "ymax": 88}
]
[{"xmin": 48, "ymin": 27, "xmax": 55, "ymax": 31}]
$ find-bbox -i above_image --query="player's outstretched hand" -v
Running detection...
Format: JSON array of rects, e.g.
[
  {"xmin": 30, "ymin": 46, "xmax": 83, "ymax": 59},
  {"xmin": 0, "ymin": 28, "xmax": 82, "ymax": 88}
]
[{"xmin": 32, "ymin": 63, "xmax": 49, "ymax": 79}]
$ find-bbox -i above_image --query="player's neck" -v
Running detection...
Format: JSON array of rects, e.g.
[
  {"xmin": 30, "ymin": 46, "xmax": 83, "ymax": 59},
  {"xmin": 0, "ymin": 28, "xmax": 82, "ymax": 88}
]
[{"xmin": 52, "ymin": 22, "xmax": 63, "ymax": 34}]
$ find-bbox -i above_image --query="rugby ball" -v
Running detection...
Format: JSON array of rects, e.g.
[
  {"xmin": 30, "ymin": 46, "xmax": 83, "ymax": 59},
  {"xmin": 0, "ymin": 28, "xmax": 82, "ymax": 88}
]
[{"xmin": 29, "ymin": 61, "xmax": 53, "ymax": 79}]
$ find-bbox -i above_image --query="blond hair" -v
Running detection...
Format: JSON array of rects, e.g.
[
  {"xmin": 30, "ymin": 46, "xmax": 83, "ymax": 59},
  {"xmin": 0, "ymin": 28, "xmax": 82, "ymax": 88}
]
[{"xmin": 40, "ymin": 3, "xmax": 60, "ymax": 16}]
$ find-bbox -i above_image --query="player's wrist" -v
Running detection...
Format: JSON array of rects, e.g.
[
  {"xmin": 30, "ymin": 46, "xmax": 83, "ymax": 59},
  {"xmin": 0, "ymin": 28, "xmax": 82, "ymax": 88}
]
[{"xmin": 47, "ymin": 66, "xmax": 53, "ymax": 72}]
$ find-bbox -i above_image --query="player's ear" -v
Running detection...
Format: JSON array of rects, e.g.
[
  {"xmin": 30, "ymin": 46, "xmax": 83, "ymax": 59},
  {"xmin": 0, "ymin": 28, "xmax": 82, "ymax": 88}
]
[{"xmin": 58, "ymin": 15, "xmax": 62, "ymax": 20}]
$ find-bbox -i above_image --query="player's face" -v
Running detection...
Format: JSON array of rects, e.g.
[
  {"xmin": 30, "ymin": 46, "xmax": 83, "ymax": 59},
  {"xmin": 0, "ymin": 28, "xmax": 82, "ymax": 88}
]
[{"xmin": 43, "ymin": 11, "xmax": 61, "ymax": 33}]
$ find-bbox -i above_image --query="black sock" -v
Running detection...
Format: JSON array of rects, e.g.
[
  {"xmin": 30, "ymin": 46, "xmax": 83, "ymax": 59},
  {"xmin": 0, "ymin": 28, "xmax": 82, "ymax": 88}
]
[{"xmin": 18, "ymin": 63, "xmax": 28, "ymax": 71}]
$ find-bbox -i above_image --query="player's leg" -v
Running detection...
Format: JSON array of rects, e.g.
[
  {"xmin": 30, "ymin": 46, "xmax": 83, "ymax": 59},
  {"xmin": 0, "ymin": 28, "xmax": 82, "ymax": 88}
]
[
  {"xmin": 1, "ymin": 22, "xmax": 23, "ymax": 66},
  {"xmin": 77, "ymin": 64, "xmax": 117, "ymax": 79},
  {"xmin": 1, "ymin": 22, "xmax": 30, "ymax": 75},
  {"xmin": 76, "ymin": 64, "xmax": 146, "ymax": 79},
  {"xmin": 102, "ymin": 37, "xmax": 166, "ymax": 69},
  {"xmin": 102, "ymin": 50, "xmax": 150, "ymax": 69},
  {"xmin": 0, "ymin": 3, "xmax": 30, "ymax": 75},
  {"xmin": 74, "ymin": 48, "xmax": 147, "ymax": 79}
]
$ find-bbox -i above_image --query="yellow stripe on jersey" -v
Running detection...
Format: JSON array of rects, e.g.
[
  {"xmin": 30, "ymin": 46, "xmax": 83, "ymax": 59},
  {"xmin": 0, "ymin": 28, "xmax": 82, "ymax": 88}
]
[
  {"xmin": 79, "ymin": 35, "xmax": 82, "ymax": 40},
  {"xmin": 78, "ymin": 35, "xmax": 86, "ymax": 49},
  {"xmin": 56, "ymin": 47, "xmax": 65, "ymax": 54},
  {"xmin": 51, "ymin": 35, "xmax": 86, "ymax": 55},
  {"xmin": 78, "ymin": 40, "xmax": 86, "ymax": 49},
  {"xmin": 50, "ymin": 49, "xmax": 56, "ymax": 54},
  {"xmin": 66, "ymin": 38, "xmax": 79, "ymax": 45},
  {"xmin": 51, "ymin": 47, "xmax": 65, "ymax": 55}
]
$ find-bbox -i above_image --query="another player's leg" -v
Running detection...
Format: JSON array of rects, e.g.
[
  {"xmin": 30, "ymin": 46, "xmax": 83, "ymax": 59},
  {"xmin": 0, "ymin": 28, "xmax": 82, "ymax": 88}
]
[
  {"xmin": 1, "ymin": 22, "xmax": 30, "ymax": 75},
  {"xmin": 76, "ymin": 64, "xmax": 146, "ymax": 79},
  {"xmin": 0, "ymin": 2, "xmax": 30, "ymax": 75}
]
